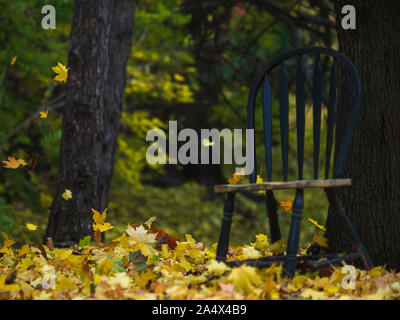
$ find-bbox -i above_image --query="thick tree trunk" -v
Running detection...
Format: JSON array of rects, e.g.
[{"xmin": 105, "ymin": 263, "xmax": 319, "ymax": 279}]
[
  {"xmin": 327, "ymin": 1, "xmax": 400, "ymax": 269},
  {"xmin": 45, "ymin": 0, "xmax": 136, "ymax": 247}
]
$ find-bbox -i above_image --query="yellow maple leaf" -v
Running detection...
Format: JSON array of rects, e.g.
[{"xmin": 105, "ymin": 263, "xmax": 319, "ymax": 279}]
[
  {"xmin": 96, "ymin": 257, "xmax": 114, "ymax": 274},
  {"xmin": 268, "ymin": 238, "xmax": 286, "ymax": 255},
  {"xmin": 92, "ymin": 208, "xmax": 107, "ymax": 224},
  {"xmin": 93, "ymin": 222, "xmax": 113, "ymax": 232},
  {"xmin": 368, "ymin": 266, "xmax": 386, "ymax": 278},
  {"xmin": 91, "ymin": 207, "xmax": 113, "ymax": 233},
  {"xmin": 308, "ymin": 218, "xmax": 326, "ymax": 231},
  {"xmin": 18, "ymin": 244, "xmax": 31, "ymax": 256},
  {"xmin": 0, "ymin": 275, "xmax": 20, "ymax": 291},
  {"xmin": 256, "ymin": 175, "xmax": 266, "ymax": 194},
  {"xmin": 26, "ymin": 223, "xmax": 37, "ymax": 231},
  {"xmin": 136, "ymin": 269, "xmax": 157, "ymax": 288},
  {"xmin": 2, "ymin": 156, "xmax": 27, "ymax": 169},
  {"xmin": 62, "ymin": 189, "xmax": 72, "ymax": 200},
  {"xmin": 251, "ymin": 234, "xmax": 270, "ymax": 253},
  {"xmin": 10, "ymin": 56, "xmax": 17, "ymax": 66},
  {"xmin": 56, "ymin": 278, "xmax": 76, "ymax": 291},
  {"xmin": 312, "ymin": 232, "xmax": 329, "ymax": 248},
  {"xmin": 52, "ymin": 62, "xmax": 68, "ymax": 83},
  {"xmin": 291, "ymin": 275, "xmax": 309, "ymax": 288},
  {"xmin": 228, "ymin": 265, "xmax": 262, "ymax": 294},
  {"xmin": 173, "ymin": 73, "xmax": 185, "ymax": 82},
  {"xmin": 207, "ymin": 259, "xmax": 230, "ymax": 276},
  {"xmin": 300, "ymin": 288, "xmax": 326, "ymax": 300},
  {"xmin": 0, "ymin": 232, "xmax": 15, "ymax": 254},
  {"xmin": 40, "ymin": 110, "xmax": 48, "ymax": 119}
]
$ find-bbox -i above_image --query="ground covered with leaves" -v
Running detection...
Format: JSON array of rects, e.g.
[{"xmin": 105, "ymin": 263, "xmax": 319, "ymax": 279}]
[{"xmin": 1, "ymin": 215, "xmax": 400, "ymax": 300}]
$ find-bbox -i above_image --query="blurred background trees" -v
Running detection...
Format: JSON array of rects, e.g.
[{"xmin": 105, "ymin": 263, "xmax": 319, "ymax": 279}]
[{"xmin": 0, "ymin": 0, "xmax": 348, "ymax": 248}]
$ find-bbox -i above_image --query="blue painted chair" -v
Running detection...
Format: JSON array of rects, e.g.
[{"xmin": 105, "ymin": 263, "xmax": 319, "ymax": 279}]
[{"xmin": 213, "ymin": 47, "xmax": 373, "ymax": 278}]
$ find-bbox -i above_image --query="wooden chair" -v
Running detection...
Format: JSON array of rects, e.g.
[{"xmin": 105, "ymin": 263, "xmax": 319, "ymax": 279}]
[{"xmin": 214, "ymin": 47, "xmax": 373, "ymax": 278}]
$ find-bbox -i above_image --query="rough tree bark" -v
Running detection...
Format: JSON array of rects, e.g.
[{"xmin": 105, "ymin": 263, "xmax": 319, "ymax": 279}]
[
  {"xmin": 327, "ymin": 1, "xmax": 400, "ymax": 269},
  {"xmin": 45, "ymin": 0, "xmax": 137, "ymax": 247}
]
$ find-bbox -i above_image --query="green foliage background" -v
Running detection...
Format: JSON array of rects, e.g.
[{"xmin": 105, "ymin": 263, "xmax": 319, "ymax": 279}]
[{"xmin": 0, "ymin": 0, "xmax": 335, "ymax": 248}]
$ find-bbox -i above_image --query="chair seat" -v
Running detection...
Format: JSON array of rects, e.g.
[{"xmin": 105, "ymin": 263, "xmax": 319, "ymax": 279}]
[{"xmin": 214, "ymin": 178, "xmax": 351, "ymax": 193}]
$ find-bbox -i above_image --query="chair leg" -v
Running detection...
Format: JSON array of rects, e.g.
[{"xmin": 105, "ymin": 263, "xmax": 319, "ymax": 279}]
[
  {"xmin": 325, "ymin": 188, "xmax": 374, "ymax": 269},
  {"xmin": 216, "ymin": 192, "xmax": 236, "ymax": 262},
  {"xmin": 283, "ymin": 189, "xmax": 304, "ymax": 278},
  {"xmin": 265, "ymin": 190, "xmax": 281, "ymax": 243}
]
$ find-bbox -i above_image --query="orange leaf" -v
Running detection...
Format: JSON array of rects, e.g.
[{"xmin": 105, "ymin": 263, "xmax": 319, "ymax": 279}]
[{"xmin": 2, "ymin": 157, "xmax": 27, "ymax": 169}]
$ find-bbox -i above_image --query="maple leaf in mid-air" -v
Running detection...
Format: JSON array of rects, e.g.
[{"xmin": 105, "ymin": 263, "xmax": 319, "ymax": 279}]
[
  {"xmin": 92, "ymin": 208, "xmax": 113, "ymax": 233},
  {"xmin": 2, "ymin": 157, "xmax": 27, "ymax": 169},
  {"xmin": 92, "ymin": 208, "xmax": 107, "ymax": 224},
  {"xmin": 228, "ymin": 169, "xmax": 245, "ymax": 185},
  {"xmin": 52, "ymin": 62, "xmax": 68, "ymax": 83},
  {"xmin": 308, "ymin": 218, "xmax": 326, "ymax": 231},
  {"xmin": 279, "ymin": 199, "xmax": 293, "ymax": 212},
  {"xmin": 62, "ymin": 189, "xmax": 72, "ymax": 200},
  {"xmin": 256, "ymin": 174, "xmax": 266, "ymax": 194},
  {"xmin": 40, "ymin": 110, "xmax": 48, "ymax": 119},
  {"xmin": 26, "ymin": 223, "xmax": 37, "ymax": 231},
  {"xmin": 312, "ymin": 232, "xmax": 328, "ymax": 248}
]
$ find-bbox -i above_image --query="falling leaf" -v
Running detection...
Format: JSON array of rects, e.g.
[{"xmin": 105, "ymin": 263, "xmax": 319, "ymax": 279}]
[
  {"xmin": 173, "ymin": 73, "xmax": 185, "ymax": 82},
  {"xmin": 94, "ymin": 222, "xmax": 113, "ymax": 232},
  {"xmin": 228, "ymin": 169, "xmax": 245, "ymax": 185},
  {"xmin": 52, "ymin": 62, "xmax": 68, "ymax": 83},
  {"xmin": 40, "ymin": 110, "xmax": 48, "ymax": 119},
  {"xmin": 2, "ymin": 157, "xmax": 27, "ymax": 169},
  {"xmin": 308, "ymin": 218, "xmax": 326, "ymax": 231},
  {"xmin": 144, "ymin": 216, "xmax": 157, "ymax": 227},
  {"xmin": 279, "ymin": 199, "xmax": 293, "ymax": 212},
  {"xmin": 92, "ymin": 208, "xmax": 113, "ymax": 234},
  {"xmin": 92, "ymin": 208, "xmax": 107, "ymax": 224},
  {"xmin": 62, "ymin": 189, "xmax": 72, "ymax": 200},
  {"xmin": 312, "ymin": 232, "xmax": 329, "ymax": 248},
  {"xmin": 26, "ymin": 223, "xmax": 37, "ymax": 231},
  {"xmin": 10, "ymin": 56, "xmax": 17, "ymax": 66},
  {"xmin": 256, "ymin": 175, "xmax": 266, "ymax": 194}
]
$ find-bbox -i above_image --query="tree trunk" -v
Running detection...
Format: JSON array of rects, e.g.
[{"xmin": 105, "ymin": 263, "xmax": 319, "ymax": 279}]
[
  {"xmin": 45, "ymin": 0, "xmax": 136, "ymax": 247},
  {"xmin": 327, "ymin": 1, "xmax": 400, "ymax": 269}
]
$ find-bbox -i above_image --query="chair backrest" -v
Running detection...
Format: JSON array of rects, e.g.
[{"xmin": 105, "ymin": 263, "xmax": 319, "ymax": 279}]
[{"xmin": 247, "ymin": 47, "xmax": 361, "ymax": 184}]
